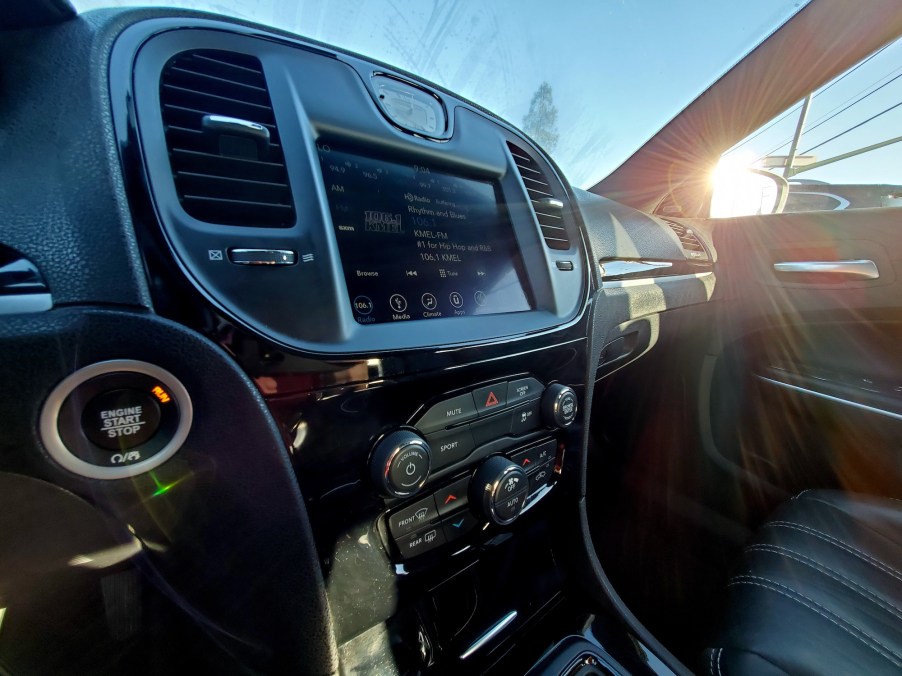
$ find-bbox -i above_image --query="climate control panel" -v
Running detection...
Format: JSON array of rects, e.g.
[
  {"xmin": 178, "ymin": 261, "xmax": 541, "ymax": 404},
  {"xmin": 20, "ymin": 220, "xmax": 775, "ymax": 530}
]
[
  {"xmin": 382, "ymin": 438, "xmax": 558, "ymax": 560},
  {"xmin": 368, "ymin": 375, "xmax": 576, "ymax": 562}
]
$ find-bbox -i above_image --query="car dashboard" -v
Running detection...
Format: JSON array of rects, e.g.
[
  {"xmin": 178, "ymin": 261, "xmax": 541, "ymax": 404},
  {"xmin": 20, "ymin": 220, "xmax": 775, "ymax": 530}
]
[{"xmin": 0, "ymin": 8, "xmax": 717, "ymax": 675}]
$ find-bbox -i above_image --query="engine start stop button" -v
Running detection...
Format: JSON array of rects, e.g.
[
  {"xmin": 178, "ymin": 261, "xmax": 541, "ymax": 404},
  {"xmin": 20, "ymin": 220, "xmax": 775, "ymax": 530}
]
[
  {"xmin": 81, "ymin": 388, "xmax": 162, "ymax": 450},
  {"xmin": 40, "ymin": 360, "xmax": 193, "ymax": 480}
]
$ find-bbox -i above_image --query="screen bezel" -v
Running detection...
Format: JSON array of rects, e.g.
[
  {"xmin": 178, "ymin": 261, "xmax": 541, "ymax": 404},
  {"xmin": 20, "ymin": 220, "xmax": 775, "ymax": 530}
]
[
  {"xmin": 129, "ymin": 26, "xmax": 587, "ymax": 354},
  {"xmin": 310, "ymin": 123, "xmax": 581, "ymax": 352}
]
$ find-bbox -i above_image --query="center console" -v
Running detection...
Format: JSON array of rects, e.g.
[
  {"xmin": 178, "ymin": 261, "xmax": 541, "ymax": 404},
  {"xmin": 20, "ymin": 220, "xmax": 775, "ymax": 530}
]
[{"xmin": 110, "ymin": 16, "xmax": 600, "ymax": 674}]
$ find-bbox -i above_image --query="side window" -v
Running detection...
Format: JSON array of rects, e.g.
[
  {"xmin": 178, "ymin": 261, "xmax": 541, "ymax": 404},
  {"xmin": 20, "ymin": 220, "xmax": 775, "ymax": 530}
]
[{"xmin": 718, "ymin": 37, "xmax": 902, "ymax": 214}]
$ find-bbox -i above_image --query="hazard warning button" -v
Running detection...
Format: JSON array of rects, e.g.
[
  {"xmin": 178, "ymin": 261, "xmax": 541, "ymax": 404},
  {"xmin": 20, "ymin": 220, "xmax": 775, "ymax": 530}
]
[{"xmin": 472, "ymin": 382, "xmax": 508, "ymax": 415}]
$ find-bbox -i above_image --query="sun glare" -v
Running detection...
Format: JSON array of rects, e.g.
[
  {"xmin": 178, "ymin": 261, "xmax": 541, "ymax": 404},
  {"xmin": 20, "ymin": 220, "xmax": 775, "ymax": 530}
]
[{"xmin": 710, "ymin": 151, "xmax": 780, "ymax": 218}]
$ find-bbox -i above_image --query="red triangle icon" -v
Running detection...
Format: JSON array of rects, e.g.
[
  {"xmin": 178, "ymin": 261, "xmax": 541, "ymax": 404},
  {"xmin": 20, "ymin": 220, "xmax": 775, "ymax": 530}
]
[{"xmin": 485, "ymin": 391, "xmax": 499, "ymax": 407}]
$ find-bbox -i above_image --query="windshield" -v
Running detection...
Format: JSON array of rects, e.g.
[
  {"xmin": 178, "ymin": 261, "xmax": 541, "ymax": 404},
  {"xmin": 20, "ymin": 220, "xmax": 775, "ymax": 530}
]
[{"xmin": 75, "ymin": 0, "xmax": 808, "ymax": 188}]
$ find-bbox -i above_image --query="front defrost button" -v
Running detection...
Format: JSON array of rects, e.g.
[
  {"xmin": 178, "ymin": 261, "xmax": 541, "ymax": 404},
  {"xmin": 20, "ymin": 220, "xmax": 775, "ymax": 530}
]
[{"xmin": 388, "ymin": 495, "xmax": 439, "ymax": 538}]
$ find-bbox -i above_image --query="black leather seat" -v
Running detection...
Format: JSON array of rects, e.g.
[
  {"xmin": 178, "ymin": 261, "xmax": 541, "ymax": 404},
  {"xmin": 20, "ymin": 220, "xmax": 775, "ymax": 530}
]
[{"xmin": 705, "ymin": 490, "xmax": 902, "ymax": 675}]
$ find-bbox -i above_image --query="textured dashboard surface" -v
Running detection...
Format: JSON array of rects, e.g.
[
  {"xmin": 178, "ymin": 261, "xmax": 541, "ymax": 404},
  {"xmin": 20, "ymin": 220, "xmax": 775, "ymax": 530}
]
[
  {"xmin": 0, "ymin": 308, "xmax": 339, "ymax": 673},
  {"xmin": 0, "ymin": 13, "xmax": 152, "ymax": 308}
]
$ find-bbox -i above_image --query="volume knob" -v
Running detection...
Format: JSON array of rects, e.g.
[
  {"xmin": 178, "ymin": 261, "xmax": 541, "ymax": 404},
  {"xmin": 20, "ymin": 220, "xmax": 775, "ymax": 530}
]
[{"xmin": 370, "ymin": 430, "xmax": 432, "ymax": 498}]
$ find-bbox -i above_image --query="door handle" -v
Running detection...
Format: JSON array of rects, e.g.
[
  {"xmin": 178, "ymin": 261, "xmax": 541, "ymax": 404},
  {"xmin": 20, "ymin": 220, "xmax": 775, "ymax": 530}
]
[{"xmin": 773, "ymin": 259, "xmax": 879, "ymax": 280}]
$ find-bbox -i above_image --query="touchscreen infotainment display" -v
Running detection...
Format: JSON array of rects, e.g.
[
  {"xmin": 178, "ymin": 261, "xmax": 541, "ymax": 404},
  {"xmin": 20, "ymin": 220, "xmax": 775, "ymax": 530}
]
[{"xmin": 318, "ymin": 142, "xmax": 533, "ymax": 325}]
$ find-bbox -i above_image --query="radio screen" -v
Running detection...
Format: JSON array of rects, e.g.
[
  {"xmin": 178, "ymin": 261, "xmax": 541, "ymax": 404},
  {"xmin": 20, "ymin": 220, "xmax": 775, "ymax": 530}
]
[{"xmin": 318, "ymin": 143, "xmax": 533, "ymax": 325}]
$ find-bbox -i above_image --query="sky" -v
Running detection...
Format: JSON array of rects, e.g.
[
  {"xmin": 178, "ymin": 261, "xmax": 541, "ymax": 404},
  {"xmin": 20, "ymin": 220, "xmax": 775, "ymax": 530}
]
[
  {"xmin": 71, "ymin": 0, "xmax": 859, "ymax": 189},
  {"xmin": 723, "ymin": 36, "xmax": 902, "ymax": 186}
]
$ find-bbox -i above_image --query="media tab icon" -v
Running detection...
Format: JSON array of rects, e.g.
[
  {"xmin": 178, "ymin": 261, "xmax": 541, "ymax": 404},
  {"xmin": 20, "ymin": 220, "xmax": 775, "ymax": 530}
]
[{"xmin": 389, "ymin": 294, "xmax": 408, "ymax": 313}]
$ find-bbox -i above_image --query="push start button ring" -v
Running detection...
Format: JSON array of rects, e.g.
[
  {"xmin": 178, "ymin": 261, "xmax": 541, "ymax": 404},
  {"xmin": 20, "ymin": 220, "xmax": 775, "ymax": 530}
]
[{"xmin": 39, "ymin": 360, "xmax": 193, "ymax": 480}]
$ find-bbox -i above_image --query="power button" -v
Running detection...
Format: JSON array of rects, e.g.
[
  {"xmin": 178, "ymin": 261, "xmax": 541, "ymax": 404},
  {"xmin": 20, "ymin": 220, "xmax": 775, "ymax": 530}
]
[
  {"xmin": 388, "ymin": 446, "xmax": 430, "ymax": 493},
  {"xmin": 370, "ymin": 430, "xmax": 433, "ymax": 498}
]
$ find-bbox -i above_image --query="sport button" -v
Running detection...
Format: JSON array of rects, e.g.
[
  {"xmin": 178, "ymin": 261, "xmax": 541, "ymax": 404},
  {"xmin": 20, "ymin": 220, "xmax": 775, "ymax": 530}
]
[
  {"xmin": 81, "ymin": 389, "xmax": 161, "ymax": 450},
  {"xmin": 425, "ymin": 427, "xmax": 475, "ymax": 470}
]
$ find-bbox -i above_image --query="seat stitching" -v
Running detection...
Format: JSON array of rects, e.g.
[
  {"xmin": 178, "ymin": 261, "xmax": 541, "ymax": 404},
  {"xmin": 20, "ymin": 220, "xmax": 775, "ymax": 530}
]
[
  {"xmin": 709, "ymin": 647, "xmax": 716, "ymax": 675},
  {"xmin": 764, "ymin": 521, "xmax": 902, "ymax": 583},
  {"xmin": 803, "ymin": 496, "xmax": 902, "ymax": 550},
  {"xmin": 717, "ymin": 647, "xmax": 723, "ymax": 676},
  {"xmin": 793, "ymin": 489, "xmax": 814, "ymax": 500},
  {"xmin": 747, "ymin": 544, "xmax": 902, "ymax": 620},
  {"xmin": 729, "ymin": 575, "xmax": 902, "ymax": 667}
]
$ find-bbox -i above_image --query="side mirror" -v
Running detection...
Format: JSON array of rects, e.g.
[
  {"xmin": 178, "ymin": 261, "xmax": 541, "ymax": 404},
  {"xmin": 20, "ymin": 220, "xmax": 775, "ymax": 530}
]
[{"xmin": 710, "ymin": 167, "xmax": 788, "ymax": 218}]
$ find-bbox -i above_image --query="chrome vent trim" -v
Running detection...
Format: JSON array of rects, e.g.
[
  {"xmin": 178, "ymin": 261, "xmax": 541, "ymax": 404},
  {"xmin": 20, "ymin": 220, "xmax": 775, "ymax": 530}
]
[
  {"xmin": 660, "ymin": 218, "xmax": 709, "ymax": 260},
  {"xmin": 160, "ymin": 49, "xmax": 295, "ymax": 227},
  {"xmin": 507, "ymin": 142, "xmax": 571, "ymax": 250}
]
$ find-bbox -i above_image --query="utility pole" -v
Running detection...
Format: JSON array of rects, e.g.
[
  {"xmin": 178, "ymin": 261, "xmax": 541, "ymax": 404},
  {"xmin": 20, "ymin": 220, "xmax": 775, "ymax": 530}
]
[{"xmin": 784, "ymin": 93, "xmax": 813, "ymax": 178}]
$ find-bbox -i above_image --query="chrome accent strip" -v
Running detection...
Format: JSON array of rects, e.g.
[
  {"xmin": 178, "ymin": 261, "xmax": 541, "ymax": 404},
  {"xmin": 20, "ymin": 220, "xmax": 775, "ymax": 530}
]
[
  {"xmin": 0, "ymin": 293, "xmax": 52, "ymax": 315},
  {"xmin": 757, "ymin": 376, "xmax": 902, "ymax": 422},
  {"xmin": 460, "ymin": 611, "xmax": 518, "ymax": 659},
  {"xmin": 603, "ymin": 271, "xmax": 712, "ymax": 289},
  {"xmin": 600, "ymin": 260, "xmax": 673, "ymax": 279},
  {"xmin": 773, "ymin": 259, "xmax": 879, "ymax": 280},
  {"xmin": 229, "ymin": 248, "xmax": 297, "ymax": 265}
]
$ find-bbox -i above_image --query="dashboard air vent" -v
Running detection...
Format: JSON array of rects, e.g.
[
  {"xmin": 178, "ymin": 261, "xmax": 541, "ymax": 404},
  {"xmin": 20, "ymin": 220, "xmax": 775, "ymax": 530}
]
[
  {"xmin": 507, "ymin": 142, "xmax": 570, "ymax": 250},
  {"xmin": 661, "ymin": 219, "xmax": 708, "ymax": 260},
  {"xmin": 160, "ymin": 50, "xmax": 295, "ymax": 227}
]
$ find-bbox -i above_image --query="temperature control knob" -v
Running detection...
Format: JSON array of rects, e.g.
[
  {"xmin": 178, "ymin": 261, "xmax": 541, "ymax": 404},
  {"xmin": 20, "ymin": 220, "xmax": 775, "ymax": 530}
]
[
  {"xmin": 541, "ymin": 384, "xmax": 578, "ymax": 428},
  {"xmin": 470, "ymin": 455, "xmax": 529, "ymax": 526},
  {"xmin": 370, "ymin": 430, "xmax": 432, "ymax": 498}
]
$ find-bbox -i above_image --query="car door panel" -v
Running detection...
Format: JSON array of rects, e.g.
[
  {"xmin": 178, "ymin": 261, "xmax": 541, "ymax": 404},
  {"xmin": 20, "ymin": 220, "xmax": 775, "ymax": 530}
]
[{"xmin": 706, "ymin": 207, "xmax": 902, "ymax": 497}]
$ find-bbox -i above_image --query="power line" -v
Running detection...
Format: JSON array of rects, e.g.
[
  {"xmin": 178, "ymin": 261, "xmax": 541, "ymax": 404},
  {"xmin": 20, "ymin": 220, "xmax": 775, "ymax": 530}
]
[
  {"xmin": 728, "ymin": 103, "xmax": 801, "ymax": 153},
  {"xmin": 787, "ymin": 70, "xmax": 902, "ymax": 149},
  {"xmin": 729, "ymin": 42, "xmax": 891, "ymax": 154},
  {"xmin": 801, "ymin": 98, "xmax": 902, "ymax": 155},
  {"xmin": 759, "ymin": 65, "xmax": 902, "ymax": 159}
]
